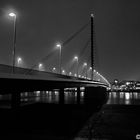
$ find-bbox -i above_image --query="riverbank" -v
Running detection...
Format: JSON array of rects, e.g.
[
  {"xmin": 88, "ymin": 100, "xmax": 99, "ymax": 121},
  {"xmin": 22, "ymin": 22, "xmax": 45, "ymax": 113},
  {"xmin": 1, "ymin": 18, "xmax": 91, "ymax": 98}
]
[
  {"xmin": 74, "ymin": 104, "xmax": 140, "ymax": 140},
  {"xmin": 0, "ymin": 103, "xmax": 102, "ymax": 140}
]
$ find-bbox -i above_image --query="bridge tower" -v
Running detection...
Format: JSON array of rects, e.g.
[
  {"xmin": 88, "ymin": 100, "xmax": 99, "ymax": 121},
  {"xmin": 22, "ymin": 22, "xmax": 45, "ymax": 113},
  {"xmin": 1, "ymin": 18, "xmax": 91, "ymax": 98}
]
[{"xmin": 91, "ymin": 13, "xmax": 94, "ymax": 80}]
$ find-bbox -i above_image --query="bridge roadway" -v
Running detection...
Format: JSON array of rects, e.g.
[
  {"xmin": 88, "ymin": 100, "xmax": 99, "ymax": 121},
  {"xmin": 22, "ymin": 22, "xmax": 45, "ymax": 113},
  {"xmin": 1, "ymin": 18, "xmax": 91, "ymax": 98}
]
[
  {"xmin": 0, "ymin": 64, "xmax": 108, "ymax": 108},
  {"xmin": 0, "ymin": 64, "xmax": 108, "ymax": 92}
]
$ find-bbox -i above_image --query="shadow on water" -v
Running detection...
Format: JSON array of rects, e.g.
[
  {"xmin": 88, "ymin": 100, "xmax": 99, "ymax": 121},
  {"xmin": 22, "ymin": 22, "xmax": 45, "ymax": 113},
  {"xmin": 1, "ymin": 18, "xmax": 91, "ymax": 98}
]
[{"xmin": 0, "ymin": 88, "xmax": 107, "ymax": 140}]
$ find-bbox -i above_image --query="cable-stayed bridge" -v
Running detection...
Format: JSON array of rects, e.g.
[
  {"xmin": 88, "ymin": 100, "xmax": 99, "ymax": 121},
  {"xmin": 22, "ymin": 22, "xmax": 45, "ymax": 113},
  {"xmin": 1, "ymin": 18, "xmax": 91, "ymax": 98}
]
[{"xmin": 0, "ymin": 14, "xmax": 110, "ymax": 108}]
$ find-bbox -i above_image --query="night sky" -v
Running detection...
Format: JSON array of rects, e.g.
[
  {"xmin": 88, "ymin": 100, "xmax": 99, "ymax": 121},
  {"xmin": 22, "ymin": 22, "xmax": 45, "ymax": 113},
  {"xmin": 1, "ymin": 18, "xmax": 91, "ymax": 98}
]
[{"xmin": 0, "ymin": 0, "xmax": 140, "ymax": 82}]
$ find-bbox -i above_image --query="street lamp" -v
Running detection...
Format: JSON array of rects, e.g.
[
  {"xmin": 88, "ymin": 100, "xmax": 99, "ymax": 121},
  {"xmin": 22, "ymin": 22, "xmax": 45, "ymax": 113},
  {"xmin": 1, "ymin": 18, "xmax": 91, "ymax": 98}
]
[
  {"xmin": 69, "ymin": 72, "xmax": 72, "ymax": 76},
  {"xmin": 89, "ymin": 67, "xmax": 92, "ymax": 79},
  {"xmin": 56, "ymin": 43, "xmax": 62, "ymax": 74},
  {"xmin": 74, "ymin": 56, "xmax": 79, "ymax": 77},
  {"xmin": 9, "ymin": 12, "xmax": 17, "ymax": 73},
  {"xmin": 78, "ymin": 75, "xmax": 81, "ymax": 78},
  {"xmin": 62, "ymin": 69, "xmax": 65, "ymax": 75},
  {"xmin": 52, "ymin": 67, "xmax": 56, "ymax": 73},
  {"xmin": 17, "ymin": 57, "xmax": 22, "ymax": 67},
  {"xmin": 83, "ymin": 62, "xmax": 87, "ymax": 78},
  {"xmin": 38, "ymin": 63, "xmax": 44, "ymax": 71}
]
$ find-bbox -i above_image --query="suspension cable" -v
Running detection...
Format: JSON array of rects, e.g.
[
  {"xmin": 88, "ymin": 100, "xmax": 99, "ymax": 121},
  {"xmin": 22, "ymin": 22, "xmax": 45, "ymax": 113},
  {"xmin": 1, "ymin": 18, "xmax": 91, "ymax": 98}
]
[{"xmin": 26, "ymin": 22, "xmax": 90, "ymax": 74}]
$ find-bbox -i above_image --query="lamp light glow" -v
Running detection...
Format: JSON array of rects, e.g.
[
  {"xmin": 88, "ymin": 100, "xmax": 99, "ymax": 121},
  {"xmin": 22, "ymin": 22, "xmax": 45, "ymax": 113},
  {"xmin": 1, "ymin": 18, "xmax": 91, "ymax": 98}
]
[{"xmin": 9, "ymin": 13, "xmax": 16, "ymax": 17}]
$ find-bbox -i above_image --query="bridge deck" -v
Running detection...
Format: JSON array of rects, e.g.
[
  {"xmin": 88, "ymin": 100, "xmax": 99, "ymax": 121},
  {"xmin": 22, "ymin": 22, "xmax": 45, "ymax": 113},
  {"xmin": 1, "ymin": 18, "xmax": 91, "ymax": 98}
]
[{"xmin": 0, "ymin": 64, "xmax": 108, "ymax": 92}]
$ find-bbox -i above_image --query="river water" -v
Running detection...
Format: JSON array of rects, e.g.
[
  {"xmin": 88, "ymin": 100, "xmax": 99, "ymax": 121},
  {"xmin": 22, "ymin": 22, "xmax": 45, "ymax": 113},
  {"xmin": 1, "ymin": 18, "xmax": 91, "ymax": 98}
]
[
  {"xmin": 0, "ymin": 90, "xmax": 140, "ymax": 108},
  {"xmin": 107, "ymin": 92, "xmax": 140, "ymax": 105}
]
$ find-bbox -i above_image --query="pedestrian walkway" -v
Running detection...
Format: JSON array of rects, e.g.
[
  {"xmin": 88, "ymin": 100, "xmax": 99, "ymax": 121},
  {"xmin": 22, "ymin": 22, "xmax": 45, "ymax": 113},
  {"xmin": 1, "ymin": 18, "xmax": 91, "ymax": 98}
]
[{"xmin": 74, "ymin": 104, "xmax": 140, "ymax": 140}]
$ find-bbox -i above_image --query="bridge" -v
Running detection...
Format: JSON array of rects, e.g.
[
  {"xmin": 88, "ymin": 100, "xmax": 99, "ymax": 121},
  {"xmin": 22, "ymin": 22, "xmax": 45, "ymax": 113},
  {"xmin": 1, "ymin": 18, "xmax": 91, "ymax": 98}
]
[{"xmin": 0, "ymin": 13, "xmax": 110, "ymax": 108}]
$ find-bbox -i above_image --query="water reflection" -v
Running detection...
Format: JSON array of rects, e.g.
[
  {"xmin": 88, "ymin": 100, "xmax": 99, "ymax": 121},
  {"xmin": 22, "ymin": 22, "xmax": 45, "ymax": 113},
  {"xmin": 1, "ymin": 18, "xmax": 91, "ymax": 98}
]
[
  {"xmin": 20, "ymin": 89, "xmax": 84, "ymax": 105},
  {"xmin": 107, "ymin": 92, "xmax": 140, "ymax": 105},
  {"xmin": 0, "ymin": 88, "xmax": 85, "ymax": 108},
  {"xmin": 21, "ymin": 90, "xmax": 60, "ymax": 104}
]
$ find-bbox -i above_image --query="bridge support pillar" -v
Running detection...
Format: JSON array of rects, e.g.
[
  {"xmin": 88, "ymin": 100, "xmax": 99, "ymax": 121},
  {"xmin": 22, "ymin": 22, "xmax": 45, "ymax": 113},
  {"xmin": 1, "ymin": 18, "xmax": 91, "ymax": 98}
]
[
  {"xmin": 11, "ymin": 91, "xmax": 20, "ymax": 109},
  {"xmin": 77, "ymin": 87, "xmax": 80, "ymax": 104},
  {"xmin": 59, "ymin": 88, "xmax": 64, "ymax": 104}
]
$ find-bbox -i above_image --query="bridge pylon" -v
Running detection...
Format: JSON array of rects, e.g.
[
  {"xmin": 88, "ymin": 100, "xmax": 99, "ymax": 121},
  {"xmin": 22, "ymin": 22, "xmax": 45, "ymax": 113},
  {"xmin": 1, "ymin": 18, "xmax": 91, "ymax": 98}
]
[{"xmin": 90, "ymin": 13, "xmax": 94, "ymax": 80}]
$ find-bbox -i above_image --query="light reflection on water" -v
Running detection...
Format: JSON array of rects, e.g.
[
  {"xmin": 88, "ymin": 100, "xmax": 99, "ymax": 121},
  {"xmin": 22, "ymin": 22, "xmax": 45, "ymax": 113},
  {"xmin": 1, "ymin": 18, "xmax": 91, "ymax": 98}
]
[
  {"xmin": 0, "ymin": 89, "xmax": 85, "ymax": 107},
  {"xmin": 20, "ymin": 89, "xmax": 84, "ymax": 105},
  {"xmin": 2, "ymin": 91, "xmax": 140, "ymax": 107},
  {"xmin": 107, "ymin": 92, "xmax": 140, "ymax": 105}
]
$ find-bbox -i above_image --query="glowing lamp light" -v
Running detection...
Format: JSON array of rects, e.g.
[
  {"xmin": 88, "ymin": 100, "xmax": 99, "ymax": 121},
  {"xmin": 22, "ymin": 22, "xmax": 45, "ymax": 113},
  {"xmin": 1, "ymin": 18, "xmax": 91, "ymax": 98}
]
[
  {"xmin": 52, "ymin": 67, "xmax": 56, "ymax": 72},
  {"xmin": 17, "ymin": 57, "xmax": 22, "ymax": 63},
  {"xmin": 56, "ymin": 43, "xmax": 61, "ymax": 48},
  {"xmin": 74, "ymin": 56, "xmax": 78, "ymax": 60},
  {"xmin": 39, "ymin": 63, "xmax": 43, "ymax": 67},
  {"xmin": 83, "ymin": 62, "xmax": 87, "ymax": 66},
  {"xmin": 89, "ymin": 67, "xmax": 92, "ymax": 70},
  {"xmin": 38, "ymin": 63, "xmax": 45, "ymax": 71},
  {"xmin": 62, "ymin": 70, "xmax": 66, "ymax": 74},
  {"xmin": 9, "ymin": 13, "xmax": 16, "ymax": 17},
  {"xmin": 69, "ymin": 72, "xmax": 72, "ymax": 76},
  {"xmin": 91, "ymin": 13, "xmax": 94, "ymax": 17}
]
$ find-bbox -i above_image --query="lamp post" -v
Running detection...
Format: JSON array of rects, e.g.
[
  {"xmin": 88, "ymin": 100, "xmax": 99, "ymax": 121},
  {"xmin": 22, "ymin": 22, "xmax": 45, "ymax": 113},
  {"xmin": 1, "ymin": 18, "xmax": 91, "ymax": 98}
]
[
  {"xmin": 62, "ymin": 69, "xmax": 65, "ymax": 75},
  {"xmin": 83, "ymin": 62, "xmax": 87, "ymax": 79},
  {"xmin": 9, "ymin": 12, "xmax": 17, "ymax": 73},
  {"xmin": 74, "ymin": 56, "xmax": 79, "ymax": 77},
  {"xmin": 56, "ymin": 43, "xmax": 62, "ymax": 74},
  {"xmin": 89, "ymin": 67, "xmax": 92, "ymax": 79},
  {"xmin": 52, "ymin": 67, "xmax": 56, "ymax": 73},
  {"xmin": 69, "ymin": 72, "xmax": 72, "ymax": 76},
  {"xmin": 38, "ymin": 63, "xmax": 43, "ymax": 71},
  {"xmin": 17, "ymin": 57, "xmax": 22, "ymax": 67}
]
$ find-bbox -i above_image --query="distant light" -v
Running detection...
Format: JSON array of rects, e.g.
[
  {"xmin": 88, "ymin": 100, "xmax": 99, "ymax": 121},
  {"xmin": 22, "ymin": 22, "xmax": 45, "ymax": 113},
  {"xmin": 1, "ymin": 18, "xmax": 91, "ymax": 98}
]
[
  {"xmin": 74, "ymin": 73, "xmax": 77, "ymax": 77},
  {"xmin": 83, "ymin": 62, "xmax": 87, "ymax": 66},
  {"xmin": 114, "ymin": 79, "xmax": 118, "ymax": 84},
  {"xmin": 62, "ymin": 70, "xmax": 65, "ymax": 74},
  {"xmin": 89, "ymin": 67, "xmax": 92, "ymax": 70},
  {"xmin": 9, "ymin": 12, "xmax": 16, "ymax": 17},
  {"xmin": 74, "ymin": 56, "xmax": 78, "ymax": 60},
  {"xmin": 39, "ymin": 63, "xmax": 43, "ymax": 67},
  {"xmin": 126, "ymin": 82, "xmax": 130, "ymax": 86},
  {"xmin": 17, "ymin": 57, "xmax": 22, "ymax": 64},
  {"xmin": 69, "ymin": 72, "xmax": 72, "ymax": 76},
  {"xmin": 38, "ymin": 63, "xmax": 45, "ymax": 71},
  {"xmin": 91, "ymin": 13, "xmax": 94, "ymax": 17},
  {"xmin": 78, "ymin": 75, "xmax": 81, "ymax": 77},
  {"xmin": 80, "ymin": 87, "xmax": 85, "ymax": 90},
  {"xmin": 52, "ymin": 67, "xmax": 56, "ymax": 72},
  {"xmin": 36, "ymin": 91, "xmax": 40, "ymax": 94}
]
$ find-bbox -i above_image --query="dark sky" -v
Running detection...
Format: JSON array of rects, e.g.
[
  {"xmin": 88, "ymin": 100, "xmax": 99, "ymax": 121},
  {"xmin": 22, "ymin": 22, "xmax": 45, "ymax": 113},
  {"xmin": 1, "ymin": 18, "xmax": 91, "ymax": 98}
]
[{"xmin": 0, "ymin": 0, "xmax": 140, "ymax": 82}]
